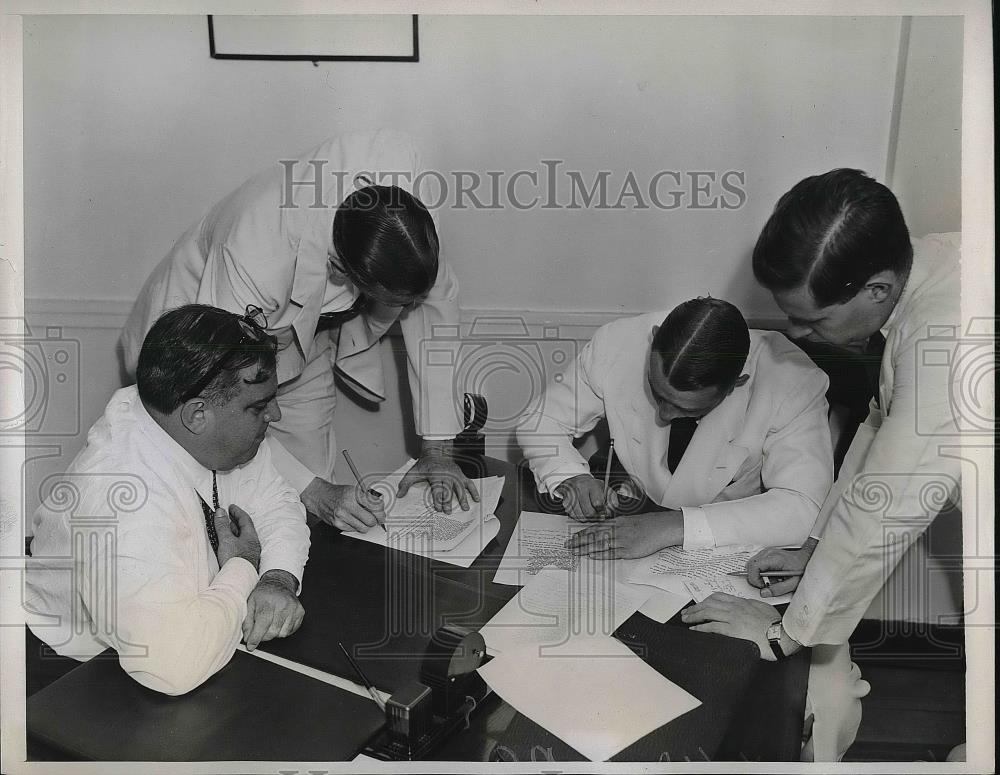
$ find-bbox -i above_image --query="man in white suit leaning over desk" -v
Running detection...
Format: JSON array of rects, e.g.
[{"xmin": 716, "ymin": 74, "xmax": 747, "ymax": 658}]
[
  {"xmin": 683, "ymin": 169, "xmax": 962, "ymax": 761},
  {"xmin": 121, "ymin": 129, "xmax": 477, "ymax": 532},
  {"xmin": 517, "ymin": 296, "xmax": 834, "ymax": 556}
]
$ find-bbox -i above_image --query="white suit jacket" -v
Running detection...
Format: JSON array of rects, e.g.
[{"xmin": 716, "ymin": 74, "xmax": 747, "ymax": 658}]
[
  {"xmin": 121, "ymin": 129, "xmax": 464, "ymax": 439},
  {"xmin": 784, "ymin": 233, "xmax": 964, "ymax": 646},
  {"xmin": 517, "ymin": 313, "xmax": 834, "ymax": 549}
]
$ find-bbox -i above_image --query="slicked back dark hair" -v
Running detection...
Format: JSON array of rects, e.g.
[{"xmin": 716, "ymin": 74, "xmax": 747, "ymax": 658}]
[
  {"xmin": 332, "ymin": 185, "xmax": 439, "ymax": 304},
  {"xmin": 652, "ymin": 298, "xmax": 750, "ymax": 392},
  {"xmin": 752, "ymin": 168, "xmax": 912, "ymax": 307},
  {"xmin": 136, "ymin": 304, "xmax": 278, "ymax": 414}
]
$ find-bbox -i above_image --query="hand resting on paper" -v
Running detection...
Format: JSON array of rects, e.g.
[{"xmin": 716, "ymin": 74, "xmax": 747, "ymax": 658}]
[
  {"xmin": 301, "ymin": 478, "xmax": 385, "ymax": 532},
  {"xmin": 397, "ymin": 441, "xmax": 480, "ymax": 515},
  {"xmin": 565, "ymin": 508, "xmax": 684, "ymax": 559}
]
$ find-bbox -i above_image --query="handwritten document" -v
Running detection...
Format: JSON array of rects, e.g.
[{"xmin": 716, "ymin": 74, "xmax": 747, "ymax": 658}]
[
  {"xmin": 478, "ymin": 636, "xmax": 701, "ymax": 762},
  {"xmin": 493, "ymin": 511, "xmax": 589, "ymax": 586},
  {"xmin": 626, "ymin": 544, "xmax": 789, "ymax": 603},
  {"xmin": 479, "ymin": 568, "xmax": 651, "ymax": 655},
  {"xmin": 340, "ymin": 460, "xmax": 505, "ymax": 568}
]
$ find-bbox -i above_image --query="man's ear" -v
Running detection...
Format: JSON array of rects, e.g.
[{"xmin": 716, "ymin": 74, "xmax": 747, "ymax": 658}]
[
  {"xmin": 651, "ymin": 325, "xmax": 659, "ymax": 338},
  {"xmin": 864, "ymin": 270, "xmax": 899, "ymax": 304},
  {"xmin": 733, "ymin": 374, "xmax": 750, "ymax": 388},
  {"xmin": 179, "ymin": 398, "xmax": 212, "ymax": 435}
]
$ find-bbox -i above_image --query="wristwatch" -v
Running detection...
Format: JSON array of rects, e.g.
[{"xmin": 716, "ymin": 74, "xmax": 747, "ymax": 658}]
[{"xmin": 766, "ymin": 618, "xmax": 790, "ymax": 661}]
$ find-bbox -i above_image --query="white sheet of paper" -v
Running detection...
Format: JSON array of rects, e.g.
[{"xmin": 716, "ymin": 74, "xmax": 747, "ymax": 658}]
[
  {"xmin": 478, "ymin": 636, "xmax": 701, "ymax": 762},
  {"xmin": 340, "ymin": 460, "xmax": 505, "ymax": 568},
  {"xmin": 683, "ymin": 574, "xmax": 792, "ymax": 605},
  {"xmin": 479, "ymin": 567, "xmax": 652, "ymax": 655},
  {"xmin": 493, "ymin": 511, "xmax": 589, "ymax": 586},
  {"xmin": 634, "ymin": 586, "xmax": 690, "ymax": 623}
]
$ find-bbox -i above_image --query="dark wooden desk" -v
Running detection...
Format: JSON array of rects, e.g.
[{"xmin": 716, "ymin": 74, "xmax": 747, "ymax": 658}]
[{"xmin": 27, "ymin": 456, "xmax": 809, "ymax": 762}]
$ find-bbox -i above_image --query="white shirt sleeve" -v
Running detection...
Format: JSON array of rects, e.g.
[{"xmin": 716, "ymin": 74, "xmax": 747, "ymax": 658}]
[
  {"xmin": 783, "ymin": 324, "xmax": 962, "ymax": 646},
  {"xmin": 680, "ymin": 506, "xmax": 716, "ymax": 550},
  {"xmin": 241, "ymin": 439, "xmax": 311, "ymax": 589},
  {"xmin": 516, "ymin": 335, "xmax": 609, "ymax": 495},
  {"xmin": 77, "ymin": 484, "xmax": 261, "ymax": 696},
  {"xmin": 264, "ymin": 433, "xmax": 323, "ymax": 494}
]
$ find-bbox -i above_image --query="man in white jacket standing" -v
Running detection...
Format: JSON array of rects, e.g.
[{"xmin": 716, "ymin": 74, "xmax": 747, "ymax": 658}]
[
  {"xmin": 27, "ymin": 305, "xmax": 310, "ymax": 695},
  {"xmin": 683, "ymin": 169, "xmax": 963, "ymax": 761},
  {"xmin": 516, "ymin": 297, "xmax": 834, "ymax": 557},
  {"xmin": 121, "ymin": 130, "xmax": 477, "ymax": 530}
]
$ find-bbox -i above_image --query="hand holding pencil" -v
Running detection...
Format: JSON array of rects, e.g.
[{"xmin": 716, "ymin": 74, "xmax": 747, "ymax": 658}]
[
  {"xmin": 342, "ymin": 450, "xmax": 387, "ymax": 533},
  {"xmin": 739, "ymin": 541, "xmax": 817, "ymax": 597}
]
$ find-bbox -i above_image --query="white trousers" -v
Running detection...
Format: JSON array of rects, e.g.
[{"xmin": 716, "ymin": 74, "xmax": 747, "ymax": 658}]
[{"xmin": 801, "ymin": 642, "xmax": 870, "ymax": 761}]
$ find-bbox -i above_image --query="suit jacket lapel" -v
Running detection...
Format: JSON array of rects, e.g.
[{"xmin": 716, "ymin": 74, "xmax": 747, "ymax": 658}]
[{"xmin": 660, "ymin": 380, "xmax": 751, "ymax": 507}]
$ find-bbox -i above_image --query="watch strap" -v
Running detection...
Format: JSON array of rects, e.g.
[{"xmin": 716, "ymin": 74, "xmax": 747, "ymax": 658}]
[{"xmin": 767, "ymin": 618, "xmax": 788, "ymax": 661}]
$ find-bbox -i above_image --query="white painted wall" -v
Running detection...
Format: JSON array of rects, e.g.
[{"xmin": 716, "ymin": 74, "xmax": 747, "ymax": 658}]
[
  {"xmin": 24, "ymin": 14, "xmax": 900, "ymax": 315},
  {"xmin": 19, "ymin": 14, "xmax": 963, "ymax": 622},
  {"xmin": 890, "ymin": 15, "xmax": 963, "ymax": 237}
]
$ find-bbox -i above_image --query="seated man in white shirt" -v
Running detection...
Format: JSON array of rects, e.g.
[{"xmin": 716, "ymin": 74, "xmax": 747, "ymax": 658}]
[
  {"xmin": 26, "ymin": 304, "xmax": 311, "ymax": 696},
  {"xmin": 516, "ymin": 297, "xmax": 834, "ymax": 558}
]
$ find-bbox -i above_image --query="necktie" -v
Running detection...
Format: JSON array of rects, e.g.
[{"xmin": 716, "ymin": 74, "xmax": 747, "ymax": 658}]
[
  {"xmin": 199, "ymin": 471, "xmax": 220, "ymax": 554},
  {"xmin": 864, "ymin": 332, "xmax": 887, "ymax": 408},
  {"xmin": 667, "ymin": 417, "xmax": 698, "ymax": 474},
  {"xmin": 315, "ymin": 294, "xmax": 371, "ymax": 333}
]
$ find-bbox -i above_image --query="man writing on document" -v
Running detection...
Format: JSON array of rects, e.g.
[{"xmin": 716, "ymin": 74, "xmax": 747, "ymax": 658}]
[
  {"xmin": 516, "ymin": 296, "xmax": 834, "ymax": 558},
  {"xmin": 682, "ymin": 169, "xmax": 962, "ymax": 761},
  {"xmin": 26, "ymin": 305, "xmax": 310, "ymax": 696}
]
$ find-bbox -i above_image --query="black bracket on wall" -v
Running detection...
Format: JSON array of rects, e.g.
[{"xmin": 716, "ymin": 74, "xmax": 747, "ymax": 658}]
[{"xmin": 207, "ymin": 15, "xmax": 419, "ymax": 63}]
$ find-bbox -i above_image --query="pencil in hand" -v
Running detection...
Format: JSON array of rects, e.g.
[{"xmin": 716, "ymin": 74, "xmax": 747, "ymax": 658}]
[
  {"xmin": 726, "ymin": 570, "xmax": 804, "ymax": 578},
  {"xmin": 342, "ymin": 449, "xmax": 387, "ymax": 533}
]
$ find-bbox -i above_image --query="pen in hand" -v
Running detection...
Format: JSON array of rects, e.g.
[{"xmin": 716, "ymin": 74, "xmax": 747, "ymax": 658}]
[
  {"xmin": 726, "ymin": 569, "xmax": 803, "ymax": 589},
  {"xmin": 600, "ymin": 439, "xmax": 615, "ymax": 519},
  {"xmin": 342, "ymin": 449, "xmax": 387, "ymax": 533}
]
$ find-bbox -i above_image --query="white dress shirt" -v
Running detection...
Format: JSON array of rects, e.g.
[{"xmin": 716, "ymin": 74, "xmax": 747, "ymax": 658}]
[
  {"xmin": 25, "ymin": 386, "xmax": 310, "ymax": 695},
  {"xmin": 517, "ymin": 313, "xmax": 834, "ymax": 549},
  {"xmin": 783, "ymin": 233, "xmax": 964, "ymax": 646}
]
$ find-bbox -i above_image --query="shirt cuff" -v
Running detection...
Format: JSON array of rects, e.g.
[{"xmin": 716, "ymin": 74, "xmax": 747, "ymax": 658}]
[
  {"xmin": 539, "ymin": 465, "xmax": 592, "ymax": 498},
  {"xmin": 257, "ymin": 566, "xmax": 304, "ymax": 596},
  {"xmin": 781, "ymin": 576, "xmax": 829, "ymax": 647},
  {"xmin": 258, "ymin": 560, "xmax": 305, "ymax": 594},
  {"xmin": 681, "ymin": 506, "xmax": 716, "ymax": 550},
  {"xmin": 213, "ymin": 557, "xmax": 260, "ymax": 600}
]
